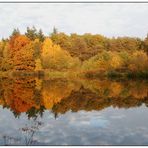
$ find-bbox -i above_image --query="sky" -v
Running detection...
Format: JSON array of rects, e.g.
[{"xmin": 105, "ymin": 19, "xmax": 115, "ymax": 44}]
[{"xmin": 0, "ymin": 3, "xmax": 148, "ymax": 39}]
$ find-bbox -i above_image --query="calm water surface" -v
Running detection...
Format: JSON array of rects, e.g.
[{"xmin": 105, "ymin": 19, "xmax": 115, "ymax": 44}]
[{"xmin": 0, "ymin": 77, "xmax": 148, "ymax": 145}]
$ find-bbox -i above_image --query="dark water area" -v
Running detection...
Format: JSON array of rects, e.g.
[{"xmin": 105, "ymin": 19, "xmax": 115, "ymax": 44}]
[{"xmin": 0, "ymin": 77, "xmax": 148, "ymax": 145}]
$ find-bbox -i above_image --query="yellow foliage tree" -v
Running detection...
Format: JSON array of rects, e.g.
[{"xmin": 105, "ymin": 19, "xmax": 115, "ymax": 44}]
[
  {"xmin": 110, "ymin": 53, "xmax": 123, "ymax": 69},
  {"xmin": 41, "ymin": 38, "xmax": 80, "ymax": 70},
  {"xmin": 128, "ymin": 51, "xmax": 148, "ymax": 72},
  {"xmin": 35, "ymin": 58, "xmax": 42, "ymax": 71}
]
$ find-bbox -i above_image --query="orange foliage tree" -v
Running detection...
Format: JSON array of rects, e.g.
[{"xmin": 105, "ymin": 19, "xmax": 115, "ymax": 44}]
[{"xmin": 8, "ymin": 35, "xmax": 36, "ymax": 71}]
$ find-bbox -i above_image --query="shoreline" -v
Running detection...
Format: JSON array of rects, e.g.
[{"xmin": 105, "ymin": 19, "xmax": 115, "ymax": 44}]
[{"xmin": 0, "ymin": 70, "xmax": 148, "ymax": 80}]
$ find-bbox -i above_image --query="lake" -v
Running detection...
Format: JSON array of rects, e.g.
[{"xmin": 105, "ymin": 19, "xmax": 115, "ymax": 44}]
[{"xmin": 0, "ymin": 77, "xmax": 148, "ymax": 145}]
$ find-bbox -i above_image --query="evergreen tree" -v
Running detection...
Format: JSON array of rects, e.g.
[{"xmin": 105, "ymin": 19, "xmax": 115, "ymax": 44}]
[
  {"xmin": 10, "ymin": 28, "xmax": 20, "ymax": 38},
  {"xmin": 53, "ymin": 27, "xmax": 58, "ymax": 34},
  {"xmin": 37, "ymin": 29, "xmax": 45, "ymax": 42},
  {"xmin": 25, "ymin": 26, "xmax": 37, "ymax": 41}
]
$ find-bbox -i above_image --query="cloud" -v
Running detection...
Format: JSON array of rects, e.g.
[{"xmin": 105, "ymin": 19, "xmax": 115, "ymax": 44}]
[{"xmin": 0, "ymin": 3, "xmax": 148, "ymax": 39}]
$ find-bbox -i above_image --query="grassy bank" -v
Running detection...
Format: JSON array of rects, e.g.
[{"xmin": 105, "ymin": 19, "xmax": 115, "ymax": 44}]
[
  {"xmin": 106, "ymin": 71, "xmax": 148, "ymax": 79},
  {"xmin": 81, "ymin": 70, "xmax": 148, "ymax": 80},
  {"xmin": 0, "ymin": 71, "xmax": 12, "ymax": 78},
  {"xmin": 45, "ymin": 70, "xmax": 80, "ymax": 79},
  {"xmin": 0, "ymin": 70, "xmax": 148, "ymax": 80}
]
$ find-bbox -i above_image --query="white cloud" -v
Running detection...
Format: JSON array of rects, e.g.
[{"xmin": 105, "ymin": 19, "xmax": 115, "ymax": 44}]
[{"xmin": 0, "ymin": 3, "xmax": 148, "ymax": 39}]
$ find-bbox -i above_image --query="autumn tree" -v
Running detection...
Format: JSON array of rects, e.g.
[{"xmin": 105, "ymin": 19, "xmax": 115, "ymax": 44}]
[
  {"xmin": 41, "ymin": 38, "xmax": 80, "ymax": 70},
  {"xmin": 128, "ymin": 50, "xmax": 148, "ymax": 72},
  {"xmin": 110, "ymin": 52, "xmax": 123, "ymax": 69},
  {"xmin": 1, "ymin": 42, "xmax": 13, "ymax": 71},
  {"xmin": 51, "ymin": 32, "xmax": 72, "ymax": 52},
  {"xmin": 143, "ymin": 34, "xmax": 148, "ymax": 54},
  {"xmin": 0, "ymin": 41, "xmax": 4, "ymax": 70},
  {"xmin": 108, "ymin": 37, "xmax": 142, "ymax": 52},
  {"xmin": 8, "ymin": 35, "xmax": 36, "ymax": 71},
  {"xmin": 13, "ymin": 42, "xmax": 36, "ymax": 71},
  {"xmin": 9, "ymin": 34, "xmax": 30, "ymax": 56}
]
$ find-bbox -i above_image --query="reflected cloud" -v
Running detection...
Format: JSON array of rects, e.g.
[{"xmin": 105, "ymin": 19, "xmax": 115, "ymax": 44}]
[{"xmin": 0, "ymin": 78, "xmax": 148, "ymax": 145}]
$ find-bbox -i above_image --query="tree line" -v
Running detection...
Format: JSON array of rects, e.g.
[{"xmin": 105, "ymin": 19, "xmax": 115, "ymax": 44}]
[{"xmin": 0, "ymin": 26, "xmax": 148, "ymax": 78}]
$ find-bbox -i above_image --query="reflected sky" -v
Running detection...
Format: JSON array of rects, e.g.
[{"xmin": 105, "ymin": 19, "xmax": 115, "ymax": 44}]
[
  {"xmin": 0, "ymin": 106, "xmax": 148, "ymax": 145},
  {"xmin": 0, "ymin": 78, "xmax": 148, "ymax": 145}
]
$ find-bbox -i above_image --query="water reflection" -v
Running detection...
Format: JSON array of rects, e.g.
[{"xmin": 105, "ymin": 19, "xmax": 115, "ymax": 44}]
[
  {"xmin": 0, "ymin": 77, "xmax": 148, "ymax": 145},
  {"xmin": 0, "ymin": 77, "xmax": 148, "ymax": 118}
]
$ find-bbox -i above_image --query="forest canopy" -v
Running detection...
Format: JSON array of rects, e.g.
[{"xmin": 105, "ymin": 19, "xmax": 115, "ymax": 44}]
[{"xmin": 0, "ymin": 27, "xmax": 148, "ymax": 78}]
